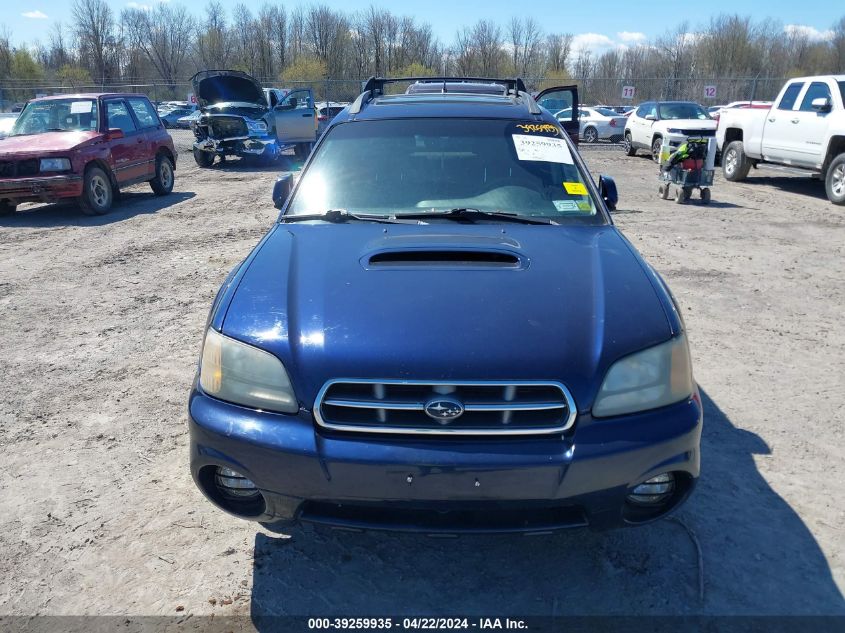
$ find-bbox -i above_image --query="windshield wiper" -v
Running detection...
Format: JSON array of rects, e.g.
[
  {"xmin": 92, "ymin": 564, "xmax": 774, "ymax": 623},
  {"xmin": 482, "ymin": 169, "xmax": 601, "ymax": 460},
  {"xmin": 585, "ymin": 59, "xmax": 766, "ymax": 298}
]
[
  {"xmin": 395, "ymin": 208, "xmax": 557, "ymax": 225},
  {"xmin": 281, "ymin": 209, "xmax": 413, "ymax": 224}
]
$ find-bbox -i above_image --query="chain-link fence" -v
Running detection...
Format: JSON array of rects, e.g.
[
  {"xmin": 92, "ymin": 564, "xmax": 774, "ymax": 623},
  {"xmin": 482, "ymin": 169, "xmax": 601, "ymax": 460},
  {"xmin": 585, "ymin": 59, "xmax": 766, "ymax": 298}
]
[
  {"xmin": 0, "ymin": 78, "xmax": 365, "ymax": 111},
  {"xmin": 0, "ymin": 75, "xmax": 787, "ymax": 112}
]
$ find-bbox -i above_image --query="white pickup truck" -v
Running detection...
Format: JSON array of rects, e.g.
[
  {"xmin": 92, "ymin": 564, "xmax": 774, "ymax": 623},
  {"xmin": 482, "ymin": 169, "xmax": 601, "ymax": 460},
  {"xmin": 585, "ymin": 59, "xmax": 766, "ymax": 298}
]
[{"xmin": 716, "ymin": 75, "xmax": 845, "ymax": 204}]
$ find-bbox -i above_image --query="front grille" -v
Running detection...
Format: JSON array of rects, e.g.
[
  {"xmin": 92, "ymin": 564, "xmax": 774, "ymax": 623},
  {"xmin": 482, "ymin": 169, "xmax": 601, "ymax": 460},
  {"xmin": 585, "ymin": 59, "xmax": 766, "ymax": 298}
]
[
  {"xmin": 680, "ymin": 129, "xmax": 715, "ymax": 137},
  {"xmin": 0, "ymin": 159, "xmax": 39, "ymax": 178},
  {"xmin": 209, "ymin": 116, "xmax": 248, "ymax": 139},
  {"xmin": 314, "ymin": 380, "xmax": 577, "ymax": 435}
]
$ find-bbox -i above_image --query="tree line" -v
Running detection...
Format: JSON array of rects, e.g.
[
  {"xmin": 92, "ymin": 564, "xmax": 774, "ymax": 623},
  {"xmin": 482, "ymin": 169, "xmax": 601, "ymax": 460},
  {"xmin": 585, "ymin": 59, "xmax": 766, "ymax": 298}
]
[{"xmin": 0, "ymin": 0, "xmax": 843, "ymax": 104}]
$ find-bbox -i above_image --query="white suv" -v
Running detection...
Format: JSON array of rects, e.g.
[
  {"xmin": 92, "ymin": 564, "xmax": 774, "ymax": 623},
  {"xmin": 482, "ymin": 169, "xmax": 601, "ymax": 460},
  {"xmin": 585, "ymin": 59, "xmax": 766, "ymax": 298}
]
[{"xmin": 624, "ymin": 101, "xmax": 717, "ymax": 161}]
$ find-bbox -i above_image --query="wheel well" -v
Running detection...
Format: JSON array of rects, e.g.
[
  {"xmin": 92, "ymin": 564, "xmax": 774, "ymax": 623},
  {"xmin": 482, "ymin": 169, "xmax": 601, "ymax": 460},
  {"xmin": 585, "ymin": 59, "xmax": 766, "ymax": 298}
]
[
  {"xmin": 156, "ymin": 146, "xmax": 175, "ymax": 169},
  {"xmin": 651, "ymin": 134, "xmax": 662, "ymax": 147},
  {"xmin": 724, "ymin": 128, "xmax": 743, "ymax": 147},
  {"xmin": 84, "ymin": 159, "xmax": 117, "ymax": 189},
  {"xmin": 823, "ymin": 136, "xmax": 845, "ymax": 171}
]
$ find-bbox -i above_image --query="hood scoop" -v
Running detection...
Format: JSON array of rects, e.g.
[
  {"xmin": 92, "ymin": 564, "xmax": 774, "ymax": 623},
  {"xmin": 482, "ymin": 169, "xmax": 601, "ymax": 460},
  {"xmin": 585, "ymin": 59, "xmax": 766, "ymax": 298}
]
[{"xmin": 365, "ymin": 249, "xmax": 525, "ymax": 269}]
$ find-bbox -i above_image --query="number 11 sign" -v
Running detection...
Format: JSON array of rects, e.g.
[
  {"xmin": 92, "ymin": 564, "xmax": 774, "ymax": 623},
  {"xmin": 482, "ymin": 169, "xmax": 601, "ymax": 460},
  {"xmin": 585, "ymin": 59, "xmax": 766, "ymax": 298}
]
[{"xmin": 622, "ymin": 85, "xmax": 635, "ymax": 100}]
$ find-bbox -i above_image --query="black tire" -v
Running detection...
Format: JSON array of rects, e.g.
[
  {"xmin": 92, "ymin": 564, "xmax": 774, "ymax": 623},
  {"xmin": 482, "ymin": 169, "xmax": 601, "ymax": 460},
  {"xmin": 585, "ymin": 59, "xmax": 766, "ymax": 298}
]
[
  {"xmin": 701, "ymin": 188, "xmax": 711, "ymax": 204},
  {"xmin": 651, "ymin": 136, "xmax": 663, "ymax": 163},
  {"xmin": 193, "ymin": 147, "xmax": 215, "ymax": 168},
  {"xmin": 623, "ymin": 132, "xmax": 636, "ymax": 156},
  {"xmin": 149, "ymin": 154, "xmax": 175, "ymax": 196},
  {"xmin": 294, "ymin": 143, "xmax": 311, "ymax": 160},
  {"xmin": 583, "ymin": 126, "xmax": 598, "ymax": 143},
  {"xmin": 0, "ymin": 200, "xmax": 16, "ymax": 216},
  {"xmin": 824, "ymin": 153, "xmax": 845, "ymax": 205},
  {"xmin": 78, "ymin": 166, "xmax": 113, "ymax": 216},
  {"xmin": 722, "ymin": 140, "xmax": 751, "ymax": 182}
]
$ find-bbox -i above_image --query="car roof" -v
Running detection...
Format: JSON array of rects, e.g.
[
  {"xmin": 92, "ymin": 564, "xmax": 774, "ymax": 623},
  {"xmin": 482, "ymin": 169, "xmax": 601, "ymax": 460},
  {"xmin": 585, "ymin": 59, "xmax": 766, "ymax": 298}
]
[{"xmin": 30, "ymin": 93, "xmax": 149, "ymax": 102}]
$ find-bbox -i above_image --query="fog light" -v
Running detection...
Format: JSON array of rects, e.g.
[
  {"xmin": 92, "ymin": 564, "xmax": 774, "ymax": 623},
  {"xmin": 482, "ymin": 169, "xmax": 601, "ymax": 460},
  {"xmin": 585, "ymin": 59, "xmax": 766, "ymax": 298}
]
[
  {"xmin": 214, "ymin": 466, "xmax": 259, "ymax": 499},
  {"xmin": 627, "ymin": 472, "xmax": 675, "ymax": 505}
]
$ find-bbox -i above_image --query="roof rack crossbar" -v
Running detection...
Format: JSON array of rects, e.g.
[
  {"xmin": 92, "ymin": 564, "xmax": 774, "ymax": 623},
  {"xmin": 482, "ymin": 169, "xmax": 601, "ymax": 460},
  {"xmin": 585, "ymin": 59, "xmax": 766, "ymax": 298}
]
[
  {"xmin": 361, "ymin": 76, "xmax": 527, "ymax": 96},
  {"xmin": 519, "ymin": 91, "xmax": 542, "ymax": 115}
]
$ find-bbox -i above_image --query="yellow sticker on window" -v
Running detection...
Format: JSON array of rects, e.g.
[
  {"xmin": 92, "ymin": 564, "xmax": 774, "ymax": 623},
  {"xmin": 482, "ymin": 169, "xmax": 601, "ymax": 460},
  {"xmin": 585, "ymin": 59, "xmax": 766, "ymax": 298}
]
[{"xmin": 563, "ymin": 182, "xmax": 588, "ymax": 196}]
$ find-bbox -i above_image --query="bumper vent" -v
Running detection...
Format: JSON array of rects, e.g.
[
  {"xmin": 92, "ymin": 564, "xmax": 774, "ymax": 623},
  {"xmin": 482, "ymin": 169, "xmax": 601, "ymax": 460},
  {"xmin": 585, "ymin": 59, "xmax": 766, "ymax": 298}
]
[{"xmin": 314, "ymin": 380, "xmax": 577, "ymax": 436}]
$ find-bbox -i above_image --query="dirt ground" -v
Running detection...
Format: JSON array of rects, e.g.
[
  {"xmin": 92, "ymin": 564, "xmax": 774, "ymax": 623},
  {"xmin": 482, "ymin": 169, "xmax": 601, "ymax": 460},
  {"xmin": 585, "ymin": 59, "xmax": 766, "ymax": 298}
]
[{"xmin": 1, "ymin": 130, "xmax": 843, "ymax": 621}]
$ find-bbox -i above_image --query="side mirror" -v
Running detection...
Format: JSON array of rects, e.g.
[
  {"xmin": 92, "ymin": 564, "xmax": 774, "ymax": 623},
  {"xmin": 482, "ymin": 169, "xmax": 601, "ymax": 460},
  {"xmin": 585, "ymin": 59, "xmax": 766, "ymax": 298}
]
[
  {"xmin": 599, "ymin": 175, "xmax": 618, "ymax": 211},
  {"xmin": 811, "ymin": 97, "xmax": 832, "ymax": 113},
  {"xmin": 106, "ymin": 128, "xmax": 125, "ymax": 140},
  {"xmin": 272, "ymin": 173, "xmax": 299, "ymax": 209},
  {"xmin": 645, "ymin": 114, "xmax": 657, "ymax": 121}
]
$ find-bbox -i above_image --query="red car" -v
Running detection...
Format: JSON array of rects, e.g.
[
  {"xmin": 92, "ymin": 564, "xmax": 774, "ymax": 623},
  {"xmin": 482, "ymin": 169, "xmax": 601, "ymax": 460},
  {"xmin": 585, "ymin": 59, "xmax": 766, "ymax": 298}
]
[{"xmin": 0, "ymin": 93, "xmax": 176, "ymax": 216}]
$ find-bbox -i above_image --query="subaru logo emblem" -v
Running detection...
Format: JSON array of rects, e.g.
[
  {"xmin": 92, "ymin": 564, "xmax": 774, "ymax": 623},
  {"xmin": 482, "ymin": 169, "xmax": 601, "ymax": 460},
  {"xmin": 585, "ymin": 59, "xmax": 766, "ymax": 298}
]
[{"xmin": 424, "ymin": 397, "xmax": 464, "ymax": 424}]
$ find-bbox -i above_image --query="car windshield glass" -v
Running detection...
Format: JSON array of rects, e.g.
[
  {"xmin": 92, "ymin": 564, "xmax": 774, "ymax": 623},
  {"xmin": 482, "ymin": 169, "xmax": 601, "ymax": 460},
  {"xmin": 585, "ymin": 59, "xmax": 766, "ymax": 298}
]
[
  {"xmin": 10, "ymin": 99, "xmax": 99, "ymax": 136},
  {"xmin": 285, "ymin": 119, "xmax": 605, "ymax": 224},
  {"xmin": 839, "ymin": 81, "xmax": 845, "ymax": 106},
  {"xmin": 658, "ymin": 103, "xmax": 709, "ymax": 120}
]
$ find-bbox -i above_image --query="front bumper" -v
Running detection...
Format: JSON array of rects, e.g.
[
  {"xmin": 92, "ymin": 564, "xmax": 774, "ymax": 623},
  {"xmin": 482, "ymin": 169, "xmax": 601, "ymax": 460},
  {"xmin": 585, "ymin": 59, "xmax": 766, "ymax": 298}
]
[
  {"xmin": 188, "ymin": 390, "xmax": 702, "ymax": 533},
  {"xmin": 0, "ymin": 174, "xmax": 83, "ymax": 202},
  {"xmin": 193, "ymin": 135, "xmax": 277, "ymax": 157}
]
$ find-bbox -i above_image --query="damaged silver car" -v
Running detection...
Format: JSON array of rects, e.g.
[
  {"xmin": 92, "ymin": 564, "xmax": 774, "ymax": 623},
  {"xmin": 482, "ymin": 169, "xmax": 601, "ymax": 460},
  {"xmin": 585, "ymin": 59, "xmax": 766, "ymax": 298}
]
[{"xmin": 190, "ymin": 70, "xmax": 317, "ymax": 167}]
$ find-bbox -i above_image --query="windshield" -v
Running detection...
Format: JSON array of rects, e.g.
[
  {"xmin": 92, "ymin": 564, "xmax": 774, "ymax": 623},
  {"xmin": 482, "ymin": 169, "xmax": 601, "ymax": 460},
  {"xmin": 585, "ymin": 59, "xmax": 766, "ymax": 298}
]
[
  {"xmin": 658, "ymin": 103, "xmax": 710, "ymax": 120},
  {"xmin": 10, "ymin": 99, "xmax": 99, "ymax": 136},
  {"xmin": 286, "ymin": 119, "xmax": 604, "ymax": 224}
]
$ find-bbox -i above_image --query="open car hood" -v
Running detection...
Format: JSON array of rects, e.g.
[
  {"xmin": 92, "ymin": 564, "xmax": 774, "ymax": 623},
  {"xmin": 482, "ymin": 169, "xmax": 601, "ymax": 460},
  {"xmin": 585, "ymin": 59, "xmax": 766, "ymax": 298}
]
[{"xmin": 191, "ymin": 70, "xmax": 267, "ymax": 109}]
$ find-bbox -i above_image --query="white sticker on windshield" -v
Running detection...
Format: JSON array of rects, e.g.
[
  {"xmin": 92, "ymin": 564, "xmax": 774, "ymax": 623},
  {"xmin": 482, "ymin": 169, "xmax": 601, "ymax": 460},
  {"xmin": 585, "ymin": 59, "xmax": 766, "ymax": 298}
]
[
  {"xmin": 70, "ymin": 101, "xmax": 92, "ymax": 114},
  {"xmin": 553, "ymin": 200, "xmax": 578, "ymax": 211},
  {"xmin": 512, "ymin": 134, "xmax": 573, "ymax": 164}
]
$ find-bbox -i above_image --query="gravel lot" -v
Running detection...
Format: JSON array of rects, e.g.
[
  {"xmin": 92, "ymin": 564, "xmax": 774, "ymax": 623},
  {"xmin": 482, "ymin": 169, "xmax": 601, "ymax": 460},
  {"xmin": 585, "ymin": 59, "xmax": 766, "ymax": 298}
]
[{"xmin": 1, "ymin": 130, "xmax": 843, "ymax": 620}]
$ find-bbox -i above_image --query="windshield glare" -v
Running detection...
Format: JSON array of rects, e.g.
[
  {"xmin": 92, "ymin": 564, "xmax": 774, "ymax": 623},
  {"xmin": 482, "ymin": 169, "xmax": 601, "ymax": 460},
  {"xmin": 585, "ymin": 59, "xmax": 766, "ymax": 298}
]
[
  {"xmin": 11, "ymin": 99, "xmax": 99, "ymax": 136},
  {"xmin": 658, "ymin": 103, "xmax": 710, "ymax": 120},
  {"xmin": 286, "ymin": 119, "xmax": 604, "ymax": 224}
]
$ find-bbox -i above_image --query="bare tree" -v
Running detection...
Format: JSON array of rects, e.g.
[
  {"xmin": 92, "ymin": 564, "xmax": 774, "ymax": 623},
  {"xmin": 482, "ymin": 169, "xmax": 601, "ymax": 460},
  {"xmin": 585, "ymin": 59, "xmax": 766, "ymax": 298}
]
[
  {"xmin": 71, "ymin": 0, "xmax": 119, "ymax": 83},
  {"xmin": 508, "ymin": 17, "xmax": 542, "ymax": 77},
  {"xmin": 194, "ymin": 1, "xmax": 231, "ymax": 69},
  {"xmin": 546, "ymin": 33, "xmax": 573, "ymax": 73},
  {"xmin": 123, "ymin": 4, "xmax": 195, "ymax": 88}
]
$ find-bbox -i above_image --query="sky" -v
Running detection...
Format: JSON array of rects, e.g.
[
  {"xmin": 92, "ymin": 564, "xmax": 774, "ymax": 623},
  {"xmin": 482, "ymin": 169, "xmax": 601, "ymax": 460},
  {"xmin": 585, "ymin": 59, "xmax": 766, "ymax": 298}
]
[{"xmin": 4, "ymin": 0, "xmax": 841, "ymax": 56}]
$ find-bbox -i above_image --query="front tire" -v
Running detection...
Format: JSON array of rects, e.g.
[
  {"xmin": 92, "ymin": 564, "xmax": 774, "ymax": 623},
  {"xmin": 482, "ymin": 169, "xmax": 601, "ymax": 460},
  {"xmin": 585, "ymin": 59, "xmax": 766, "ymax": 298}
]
[
  {"xmin": 651, "ymin": 136, "xmax": 663, "ymax": 163},
  {"xmin": 583, "ymin": 126, "xmax": 598, "ymax": 143},
  {"xmin": 78, "ymin": 167, "xmax": 113, "ymax": 216},
  {"xmin": 623, "ymin": 132, "xmax": 636, "ymax": 156},
  {"xmin": 825, "ymin": 153, "xmax": 845, "ymax": 205},
  {"xmin": 723, "ymin": 140, "xmax": 751, "ymax": 181},
  {"xmin": 193, "ymin": 147, "xmax": 215, "ymax": 168},
  {"xmin": 0, "ymin": 200, "xmax": 16, "ymax": 216},
  {"xmin": 149, "ymin": 154, "xmax": 174, "ymax": 196},
  {"xmin": 294, "ymin": 143, "xmax": 311, "ymax": 160}
]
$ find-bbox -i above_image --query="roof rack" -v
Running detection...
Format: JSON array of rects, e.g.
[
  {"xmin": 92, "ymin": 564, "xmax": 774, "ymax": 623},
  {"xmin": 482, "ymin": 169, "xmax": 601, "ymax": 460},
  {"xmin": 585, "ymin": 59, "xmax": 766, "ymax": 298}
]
[{"xmin": 349, "ymin": 76, "xmax": 529, "ymax": 115}]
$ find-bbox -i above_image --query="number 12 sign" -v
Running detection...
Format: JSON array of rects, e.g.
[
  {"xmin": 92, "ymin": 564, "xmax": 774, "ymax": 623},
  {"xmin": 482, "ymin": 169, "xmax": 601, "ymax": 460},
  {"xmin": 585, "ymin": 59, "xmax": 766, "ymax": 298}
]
[
  {"xmin": 622, "ymin": 85, "xmax": 635, "ymax": 100},
  {"xmin": 704, "ymin": 85, "xmax": 717, "ymax": 99}
]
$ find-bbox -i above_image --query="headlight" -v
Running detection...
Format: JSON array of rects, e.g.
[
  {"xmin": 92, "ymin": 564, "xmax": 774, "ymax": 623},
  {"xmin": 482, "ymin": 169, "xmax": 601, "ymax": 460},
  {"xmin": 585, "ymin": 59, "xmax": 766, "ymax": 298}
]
[
  {"xmin": 592, "ymin": 335, "xmax": 693, "ymax": 418},
  {"xmin": 247, "ymin": 119, "xmax": 268, "ymax": 133},
  {"xmin": 40, "ymin": 158, "xmax": 71, "ymax": 172},
  {"xmin": 666, "ymin": 128, "xmax": 682, "ymax": 134},
  {"xmin": 199, "ymin": 328, "xmax": 298, "ymax": 414}
]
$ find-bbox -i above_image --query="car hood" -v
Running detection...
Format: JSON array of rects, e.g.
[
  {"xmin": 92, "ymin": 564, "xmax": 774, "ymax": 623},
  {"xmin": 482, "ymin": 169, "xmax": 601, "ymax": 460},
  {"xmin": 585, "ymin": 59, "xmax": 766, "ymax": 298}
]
[
  {"xmin": 191, "ymin": 70, "xmax": 266, "ymax": 109},
  {"xmin": 0, "ymin": 130, "xmax": 102, "ymax": 155},
  {"xmin": 656, "ymin": 119, "xmax": 717, "ymax": 130},
  {"xmin": 218, "ymin": 224, "xmax": 675, "ymax": 411}
]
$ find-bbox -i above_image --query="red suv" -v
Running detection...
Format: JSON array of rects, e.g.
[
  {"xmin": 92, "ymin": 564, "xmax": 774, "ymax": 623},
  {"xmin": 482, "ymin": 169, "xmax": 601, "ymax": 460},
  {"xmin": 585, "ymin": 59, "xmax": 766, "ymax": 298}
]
[{"xmin": 0, "ymin": 93, "xmax": 176, "ymax": 216}]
